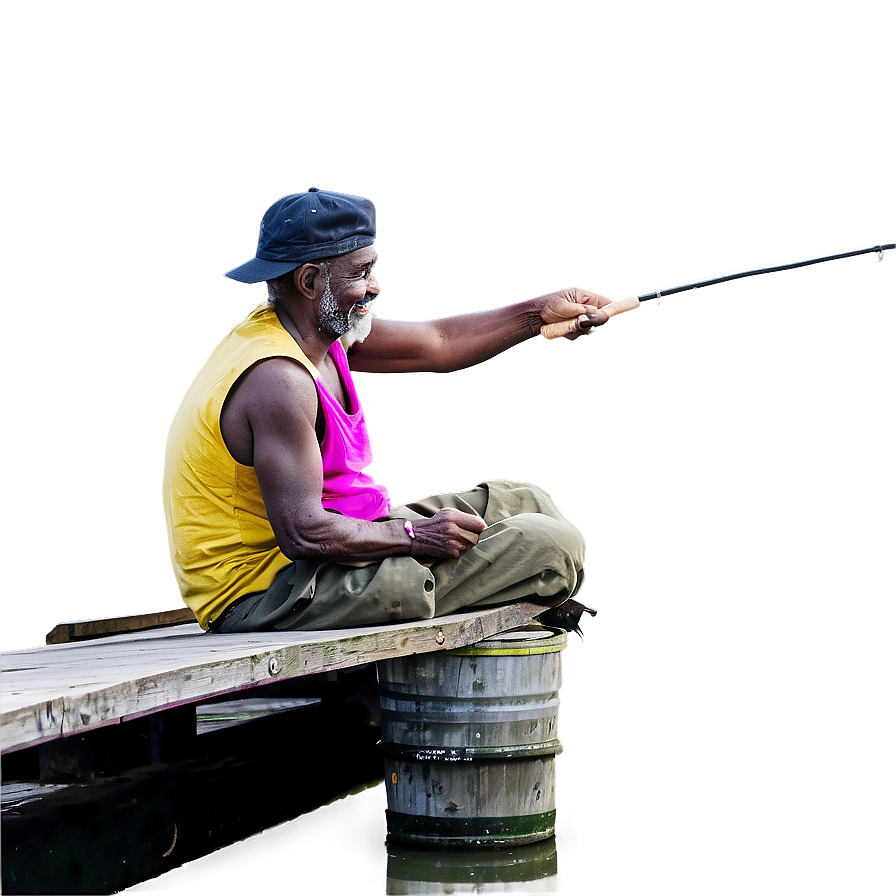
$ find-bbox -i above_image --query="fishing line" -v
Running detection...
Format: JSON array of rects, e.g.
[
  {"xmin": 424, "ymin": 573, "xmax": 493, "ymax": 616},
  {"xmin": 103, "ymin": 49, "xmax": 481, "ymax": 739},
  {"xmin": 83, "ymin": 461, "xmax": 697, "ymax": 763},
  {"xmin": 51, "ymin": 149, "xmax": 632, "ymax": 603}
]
[{"xmin": 541, "ymin": 243, "xmax": 895, "ymax": 339}]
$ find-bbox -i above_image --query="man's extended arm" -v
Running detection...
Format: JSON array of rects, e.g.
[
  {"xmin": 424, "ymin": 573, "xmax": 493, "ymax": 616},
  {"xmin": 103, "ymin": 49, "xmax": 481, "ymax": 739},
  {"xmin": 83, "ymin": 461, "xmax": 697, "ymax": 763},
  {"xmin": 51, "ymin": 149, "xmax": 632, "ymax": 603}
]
[{"xmin": 347, "ymin": 289, "xmax": 611, "ymax": 374}]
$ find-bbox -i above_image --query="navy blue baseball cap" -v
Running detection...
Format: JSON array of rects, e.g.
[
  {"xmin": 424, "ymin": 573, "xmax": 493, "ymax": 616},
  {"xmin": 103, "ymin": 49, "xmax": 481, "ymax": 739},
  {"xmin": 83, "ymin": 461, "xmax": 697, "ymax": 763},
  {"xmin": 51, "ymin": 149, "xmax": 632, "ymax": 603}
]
[{"xmin": 225, "ymin": 188, "xmax": 376, "ymax": 283}]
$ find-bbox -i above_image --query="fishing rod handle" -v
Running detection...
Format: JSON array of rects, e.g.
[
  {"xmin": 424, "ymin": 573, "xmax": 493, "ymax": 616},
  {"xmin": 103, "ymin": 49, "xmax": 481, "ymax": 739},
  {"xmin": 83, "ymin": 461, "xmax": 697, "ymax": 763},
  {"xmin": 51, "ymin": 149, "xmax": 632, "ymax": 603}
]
[{"xmin": 540, "ymin": 295, "xmax": 640, "ymax": 340}]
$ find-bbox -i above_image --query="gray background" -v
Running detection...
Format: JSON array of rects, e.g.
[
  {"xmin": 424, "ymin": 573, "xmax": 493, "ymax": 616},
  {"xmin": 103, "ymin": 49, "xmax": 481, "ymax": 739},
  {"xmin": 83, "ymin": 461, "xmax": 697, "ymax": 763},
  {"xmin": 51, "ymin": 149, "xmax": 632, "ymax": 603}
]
[{"xmin": 4, "ymin": 1, "xmax": 894, "ymax": 893}]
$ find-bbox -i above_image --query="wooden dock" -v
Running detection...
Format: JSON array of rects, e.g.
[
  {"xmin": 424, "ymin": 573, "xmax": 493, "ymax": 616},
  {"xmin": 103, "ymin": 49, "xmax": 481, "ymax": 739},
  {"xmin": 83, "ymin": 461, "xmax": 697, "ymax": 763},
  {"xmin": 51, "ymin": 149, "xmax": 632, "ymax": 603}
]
[{"xmin": 1, "ymin": 601, "xmax": 546, "ymax": 894}]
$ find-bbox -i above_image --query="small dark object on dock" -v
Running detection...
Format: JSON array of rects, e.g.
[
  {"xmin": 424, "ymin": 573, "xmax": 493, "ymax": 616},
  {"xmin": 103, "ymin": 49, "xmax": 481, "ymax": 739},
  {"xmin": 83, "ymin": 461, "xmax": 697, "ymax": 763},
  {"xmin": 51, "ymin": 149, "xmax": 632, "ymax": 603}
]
[{"xmin": 537, "ymin": 599, "xmax": 596, "ymax": 638}]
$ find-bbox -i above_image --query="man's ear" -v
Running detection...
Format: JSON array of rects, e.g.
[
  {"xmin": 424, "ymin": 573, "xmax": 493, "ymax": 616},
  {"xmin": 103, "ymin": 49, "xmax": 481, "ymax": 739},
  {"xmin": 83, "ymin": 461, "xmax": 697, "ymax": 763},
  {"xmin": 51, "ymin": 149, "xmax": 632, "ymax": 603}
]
[{"xmin": 293, "ymin": 263, "xmax": 320, "ymax": 300}]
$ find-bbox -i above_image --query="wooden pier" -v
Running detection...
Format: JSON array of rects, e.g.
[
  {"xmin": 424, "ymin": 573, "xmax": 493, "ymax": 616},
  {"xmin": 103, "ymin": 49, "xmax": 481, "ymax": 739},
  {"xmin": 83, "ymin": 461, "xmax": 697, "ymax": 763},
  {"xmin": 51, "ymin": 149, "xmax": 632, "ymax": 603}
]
[{"xmin": 1, "ymin": 601, "xmax": 546, "ymax": 894}]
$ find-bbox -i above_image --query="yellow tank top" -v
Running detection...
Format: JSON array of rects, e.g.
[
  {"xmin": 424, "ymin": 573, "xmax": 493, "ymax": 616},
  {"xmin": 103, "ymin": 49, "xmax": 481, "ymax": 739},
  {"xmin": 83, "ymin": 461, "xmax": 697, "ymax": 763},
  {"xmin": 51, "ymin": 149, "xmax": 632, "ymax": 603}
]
[{"xmin": 162, "ymin": 304, "xmax": 318, "ymax": 629}]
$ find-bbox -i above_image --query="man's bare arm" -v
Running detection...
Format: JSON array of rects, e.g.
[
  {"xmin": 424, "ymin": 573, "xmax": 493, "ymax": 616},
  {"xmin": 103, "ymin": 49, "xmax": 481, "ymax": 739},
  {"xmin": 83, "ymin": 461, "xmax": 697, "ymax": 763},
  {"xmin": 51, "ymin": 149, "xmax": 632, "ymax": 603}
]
[
  {"xmin": 230, "ymin": 359, "xmax": 485, "ymax": 563},
  {"xmin": 347, "ymin": 289, "xmax": 612, "ymax": 374}
]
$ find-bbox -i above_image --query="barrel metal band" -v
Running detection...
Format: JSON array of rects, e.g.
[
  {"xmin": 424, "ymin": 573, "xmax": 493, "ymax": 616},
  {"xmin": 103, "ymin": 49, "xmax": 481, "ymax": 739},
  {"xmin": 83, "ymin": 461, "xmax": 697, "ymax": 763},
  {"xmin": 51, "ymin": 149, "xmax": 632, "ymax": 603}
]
[
  {"xmin": 446, "ymin": 643, "xmax": 565, "ymax": 656},
  {"xmin": 386, "ymin": 809, "xmax": 556, "ymax": 847},
  {"xmin": 377, "ymin": 689, "xmax": 559, "ymax": 707},
  {"xmin": 377, "ymin": 690, "xmax": 560, "ymax": 725},
  {"xmin": 379, "ymin": 739, "xmax": 562, "ymax": 762}
]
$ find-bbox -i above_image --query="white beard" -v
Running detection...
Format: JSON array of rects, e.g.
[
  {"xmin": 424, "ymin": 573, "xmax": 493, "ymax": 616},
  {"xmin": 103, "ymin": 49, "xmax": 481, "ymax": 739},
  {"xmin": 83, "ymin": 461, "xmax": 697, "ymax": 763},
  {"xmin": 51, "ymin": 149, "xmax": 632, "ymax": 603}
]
[
  {"xmin": 345, "ymin": 309, "xmax": 373, "ymax": 344},
  {"xmin": 318, "ymin": 270, "xmax": 373, "ymax": 344}
]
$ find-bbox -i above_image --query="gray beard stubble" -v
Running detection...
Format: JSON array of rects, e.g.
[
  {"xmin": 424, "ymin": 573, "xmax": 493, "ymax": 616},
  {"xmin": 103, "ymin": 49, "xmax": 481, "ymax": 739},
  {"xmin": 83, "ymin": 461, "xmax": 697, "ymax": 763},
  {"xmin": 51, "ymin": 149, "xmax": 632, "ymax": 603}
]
[{"xmin": 318, "ymin": 267, "xmax": 373, "ymax": 343}]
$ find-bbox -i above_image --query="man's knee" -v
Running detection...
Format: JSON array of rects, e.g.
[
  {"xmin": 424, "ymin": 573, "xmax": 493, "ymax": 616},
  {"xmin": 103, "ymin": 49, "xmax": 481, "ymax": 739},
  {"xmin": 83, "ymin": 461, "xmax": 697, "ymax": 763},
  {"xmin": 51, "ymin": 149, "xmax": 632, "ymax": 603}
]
[
  {"xmin": 502, "ymin": 512, "xmax": 585, "ymax": 571},
  {"xmin": 479, "ymin": 479, "xmax": 569, "ymax": 524},
  {"xmin": 492, "ymin": 513, "xmax": 583, "ymax": 601}
]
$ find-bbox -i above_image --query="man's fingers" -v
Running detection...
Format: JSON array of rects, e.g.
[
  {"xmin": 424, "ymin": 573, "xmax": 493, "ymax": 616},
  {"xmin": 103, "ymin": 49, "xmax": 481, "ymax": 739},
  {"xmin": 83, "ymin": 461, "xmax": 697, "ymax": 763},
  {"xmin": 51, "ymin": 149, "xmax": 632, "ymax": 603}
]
[
  {"xmin": 428, "ymin": 507, "xmax": 485, "ymax": 532},
  {"xmin": 410, "ymin": 509, "xmax": 487, "ymax": 559},
  {"xmin": 565, "ymin": 289, "xmax": 613, "ymax": 310},
  {"xmin": 582, "ymin": 308, "xmax": 609, "ymax": 328},
  {"xmin": 553, "ymin": 310, "xmax": 609, "ymax": 340},
  {"xmin": 540, "ymin": 291, "xmax": 614, "ymax": 335}
]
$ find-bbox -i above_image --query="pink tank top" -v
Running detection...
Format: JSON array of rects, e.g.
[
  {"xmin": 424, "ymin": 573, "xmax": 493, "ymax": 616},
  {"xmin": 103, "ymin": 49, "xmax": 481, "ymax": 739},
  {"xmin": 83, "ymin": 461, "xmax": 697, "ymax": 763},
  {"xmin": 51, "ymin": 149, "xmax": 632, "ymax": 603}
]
[{"xmin": 317, "ymin": 341, "xmax": 391, "ymax": 520}]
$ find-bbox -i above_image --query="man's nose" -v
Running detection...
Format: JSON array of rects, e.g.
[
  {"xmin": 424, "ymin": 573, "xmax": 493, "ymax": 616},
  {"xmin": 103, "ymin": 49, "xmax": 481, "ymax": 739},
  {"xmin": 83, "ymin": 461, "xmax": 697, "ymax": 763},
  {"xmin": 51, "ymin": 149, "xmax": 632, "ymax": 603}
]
[{"xmin": 367, "ymin": 274, "xmax": 380, "ymax": 296}]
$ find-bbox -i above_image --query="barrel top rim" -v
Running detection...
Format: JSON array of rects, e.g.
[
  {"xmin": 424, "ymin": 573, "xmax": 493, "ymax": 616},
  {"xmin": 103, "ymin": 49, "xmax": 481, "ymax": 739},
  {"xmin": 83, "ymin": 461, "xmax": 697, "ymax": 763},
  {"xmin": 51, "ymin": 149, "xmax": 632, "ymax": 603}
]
[
  {"xmin": 481, "ymin": 629, "xmax": 555, "ymax": 642},
  {"xmin": 446, "ymin": 625, "xmax": 567, "ymax": 655}
]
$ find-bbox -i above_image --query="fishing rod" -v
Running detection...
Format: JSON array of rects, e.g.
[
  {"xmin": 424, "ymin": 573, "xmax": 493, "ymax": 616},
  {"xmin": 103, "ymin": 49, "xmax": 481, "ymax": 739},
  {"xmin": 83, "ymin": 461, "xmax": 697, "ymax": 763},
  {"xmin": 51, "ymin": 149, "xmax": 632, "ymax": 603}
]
[{"xmin": 541, "ymin": 243, "xmax": 895, "ymax": 339}]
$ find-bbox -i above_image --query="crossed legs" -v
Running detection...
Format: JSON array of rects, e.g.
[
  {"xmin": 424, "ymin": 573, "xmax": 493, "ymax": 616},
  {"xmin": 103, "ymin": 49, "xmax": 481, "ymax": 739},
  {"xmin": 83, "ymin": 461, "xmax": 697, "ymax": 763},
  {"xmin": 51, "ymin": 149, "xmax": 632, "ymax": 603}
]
[{"xmin": 212, "ymin": 480, "xmax": 585, "ymax": 633}]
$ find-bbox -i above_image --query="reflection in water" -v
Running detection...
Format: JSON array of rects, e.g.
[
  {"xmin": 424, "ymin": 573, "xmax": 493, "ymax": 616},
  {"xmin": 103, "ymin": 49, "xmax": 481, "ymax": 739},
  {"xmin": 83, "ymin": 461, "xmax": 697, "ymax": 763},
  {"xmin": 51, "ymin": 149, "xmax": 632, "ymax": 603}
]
[
  {"xmin": 125, "ymin": 786, "xmax": 560, "ymax": 896},
  {"xmin": 125, "ymin": 784, "xmax": 386, "ymax": 896},
  {"xmin": 386, "ymin": 836, "xmax": 558, "ymax": 894}
]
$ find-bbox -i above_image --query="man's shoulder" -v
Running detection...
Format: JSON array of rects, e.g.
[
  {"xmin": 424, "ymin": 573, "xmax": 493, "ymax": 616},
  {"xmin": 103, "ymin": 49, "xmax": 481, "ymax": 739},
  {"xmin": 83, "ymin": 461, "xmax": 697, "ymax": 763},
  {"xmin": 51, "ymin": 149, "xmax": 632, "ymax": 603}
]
[
  {"xmin": 214, "ymin": 305, "xmax": 318, "ymax": 388},
  {"xmin": 228, "ymin": 303, "xmax": 289, "ymax": 347},
  {"xmin": 222, "ymin": 355, "xmax": 318, "ymax": 459},
  {"xmin": 237, "ymin": 355, "xmax": 317, "ymax": 405}
]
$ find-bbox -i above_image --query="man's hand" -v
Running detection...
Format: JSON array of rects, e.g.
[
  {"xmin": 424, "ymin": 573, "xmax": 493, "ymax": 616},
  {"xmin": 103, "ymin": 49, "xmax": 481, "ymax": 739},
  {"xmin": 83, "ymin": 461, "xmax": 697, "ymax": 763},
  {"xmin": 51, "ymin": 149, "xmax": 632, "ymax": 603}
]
[
  {"xmin": 537, "ymin": 288, "xmax": 614, "ymax": 340},
  {"xmin": 410, "ymin": 508, "xmax": 487, "ymax": 560}
]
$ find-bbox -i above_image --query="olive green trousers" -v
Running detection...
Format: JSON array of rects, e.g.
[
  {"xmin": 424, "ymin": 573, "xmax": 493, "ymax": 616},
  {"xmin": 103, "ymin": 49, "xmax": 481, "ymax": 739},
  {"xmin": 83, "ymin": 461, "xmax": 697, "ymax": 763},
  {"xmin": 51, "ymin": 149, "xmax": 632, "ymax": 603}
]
[{"xmin": 210, "ymin": 480, "xmax": 585, "ymax": 633}]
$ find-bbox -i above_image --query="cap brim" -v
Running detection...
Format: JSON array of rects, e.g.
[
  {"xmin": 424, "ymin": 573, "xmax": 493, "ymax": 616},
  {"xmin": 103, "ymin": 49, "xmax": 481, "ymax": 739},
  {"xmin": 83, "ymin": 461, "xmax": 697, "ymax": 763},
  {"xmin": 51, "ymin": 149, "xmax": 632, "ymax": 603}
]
[{"xmin": 224, "ymin": 257, "xmax": 301, "ymax": 283}]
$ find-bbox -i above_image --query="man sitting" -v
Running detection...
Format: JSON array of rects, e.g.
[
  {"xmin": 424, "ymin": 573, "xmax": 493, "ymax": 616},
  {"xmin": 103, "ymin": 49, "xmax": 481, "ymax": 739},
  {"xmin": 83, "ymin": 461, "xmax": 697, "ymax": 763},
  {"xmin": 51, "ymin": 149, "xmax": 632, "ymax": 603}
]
[{"xmin": 163, "ymin": 189, "xmax": 608, "ymax": 633}]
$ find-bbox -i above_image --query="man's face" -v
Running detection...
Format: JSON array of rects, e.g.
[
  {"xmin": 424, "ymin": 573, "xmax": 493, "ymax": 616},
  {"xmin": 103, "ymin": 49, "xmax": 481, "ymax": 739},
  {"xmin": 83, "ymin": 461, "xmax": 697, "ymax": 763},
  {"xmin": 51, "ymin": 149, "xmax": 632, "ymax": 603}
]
[{"xmin": 317, "ymin": 245, "xmax": 379, "ymax": 341}]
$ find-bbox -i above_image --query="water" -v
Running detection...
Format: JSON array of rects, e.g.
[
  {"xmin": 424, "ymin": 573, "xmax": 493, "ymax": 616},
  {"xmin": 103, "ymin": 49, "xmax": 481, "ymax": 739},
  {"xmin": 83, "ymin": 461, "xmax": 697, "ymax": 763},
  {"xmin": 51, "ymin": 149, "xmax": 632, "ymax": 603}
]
[
  {"xmin": 127, "ymin": 608, "xmax": 895, "ymax": 895},
  {"xmin": 126, "ymin": 774, "xmax": 567, "ymax": 895},
  {"xmin": 126, "ymin": 784, "xmax": 390, "ymax": 894}
]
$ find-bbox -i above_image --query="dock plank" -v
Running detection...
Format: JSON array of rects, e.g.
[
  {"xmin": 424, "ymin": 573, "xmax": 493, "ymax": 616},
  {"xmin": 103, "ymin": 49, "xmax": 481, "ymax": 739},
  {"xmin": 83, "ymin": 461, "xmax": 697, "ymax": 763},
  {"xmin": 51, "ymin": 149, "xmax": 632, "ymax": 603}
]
[{"xmin": 1, "ymin": 601, "xmax": 545, "ymax": 753}]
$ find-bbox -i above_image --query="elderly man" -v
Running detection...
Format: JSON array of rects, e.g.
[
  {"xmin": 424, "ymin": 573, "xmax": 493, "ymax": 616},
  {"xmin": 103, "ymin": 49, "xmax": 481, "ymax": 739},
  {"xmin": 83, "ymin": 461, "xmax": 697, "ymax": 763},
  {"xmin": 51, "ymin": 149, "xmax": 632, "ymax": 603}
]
[{"xmin": 163, "ymin": 189, "xmax": 608, "ymax": 633}]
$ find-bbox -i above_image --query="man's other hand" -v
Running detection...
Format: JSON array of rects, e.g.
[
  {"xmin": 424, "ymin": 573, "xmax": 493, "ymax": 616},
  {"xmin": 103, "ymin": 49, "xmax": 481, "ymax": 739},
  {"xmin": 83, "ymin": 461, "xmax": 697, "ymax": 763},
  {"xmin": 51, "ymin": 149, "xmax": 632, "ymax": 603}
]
[
  {"xmin": 410, "ymin": 509, "xmax": 487, "ymax": 560},
  {"xmin": 537, "ymin": 288, "xmax": 613, "ymax": 339}
]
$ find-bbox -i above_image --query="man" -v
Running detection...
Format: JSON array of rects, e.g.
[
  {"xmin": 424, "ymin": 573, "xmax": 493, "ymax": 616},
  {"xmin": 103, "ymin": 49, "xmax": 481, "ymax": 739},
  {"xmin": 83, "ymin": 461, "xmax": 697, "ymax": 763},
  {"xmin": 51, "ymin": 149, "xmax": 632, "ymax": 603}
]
[{"xmin": 163, "ymin": 188, "xmax": 609, "ymax": 634}]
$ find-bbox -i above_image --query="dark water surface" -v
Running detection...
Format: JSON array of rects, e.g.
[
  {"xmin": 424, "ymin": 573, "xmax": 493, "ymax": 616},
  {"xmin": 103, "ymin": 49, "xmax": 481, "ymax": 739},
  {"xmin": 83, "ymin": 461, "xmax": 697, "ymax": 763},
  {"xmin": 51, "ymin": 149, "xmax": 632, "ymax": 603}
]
[
  {"xmin": 126, "ymin": 786, "xmax": 386, "ymax": 894},
  {"xmin": 129, "ymin": 777, "xmax": 573, "ymax": 894}
]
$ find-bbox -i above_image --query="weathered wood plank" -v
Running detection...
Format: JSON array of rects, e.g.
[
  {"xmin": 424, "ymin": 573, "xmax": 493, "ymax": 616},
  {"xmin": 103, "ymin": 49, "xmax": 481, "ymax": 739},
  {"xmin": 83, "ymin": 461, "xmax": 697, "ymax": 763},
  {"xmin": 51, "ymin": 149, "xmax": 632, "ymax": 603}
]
[
  {"xmin": 1, "ymin": 602, "xmax": 544, "ymax": 754},
  {"xmin": 45, "ymin": 609, "xmax": 195, "ymax": 644}
]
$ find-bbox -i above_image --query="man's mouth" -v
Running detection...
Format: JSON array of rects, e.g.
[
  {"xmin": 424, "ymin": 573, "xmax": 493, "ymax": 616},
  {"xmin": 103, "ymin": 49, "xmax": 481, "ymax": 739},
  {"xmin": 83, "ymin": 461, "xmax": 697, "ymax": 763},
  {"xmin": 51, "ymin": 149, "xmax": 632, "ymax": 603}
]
[{"xmin": 353, "ymin": 298, "xmax": 375, "ymax": 316}]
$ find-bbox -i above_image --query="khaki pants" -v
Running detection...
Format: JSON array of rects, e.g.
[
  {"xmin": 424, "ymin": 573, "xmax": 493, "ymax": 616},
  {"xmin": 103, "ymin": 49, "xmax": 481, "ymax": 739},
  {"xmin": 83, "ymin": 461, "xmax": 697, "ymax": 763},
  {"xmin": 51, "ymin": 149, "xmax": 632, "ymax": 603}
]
[{"xmin": 210, "ymin": 480, "xmax": 585, "ymax": 633}]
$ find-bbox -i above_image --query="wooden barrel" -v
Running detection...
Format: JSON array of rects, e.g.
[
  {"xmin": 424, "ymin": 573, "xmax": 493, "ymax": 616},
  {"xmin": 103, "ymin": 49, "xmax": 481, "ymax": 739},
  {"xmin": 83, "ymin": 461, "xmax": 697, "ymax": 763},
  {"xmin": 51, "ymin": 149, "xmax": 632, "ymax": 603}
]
[{"xmin": 377, "ymin": 624, "xmax": 566, "ymax": 847}]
